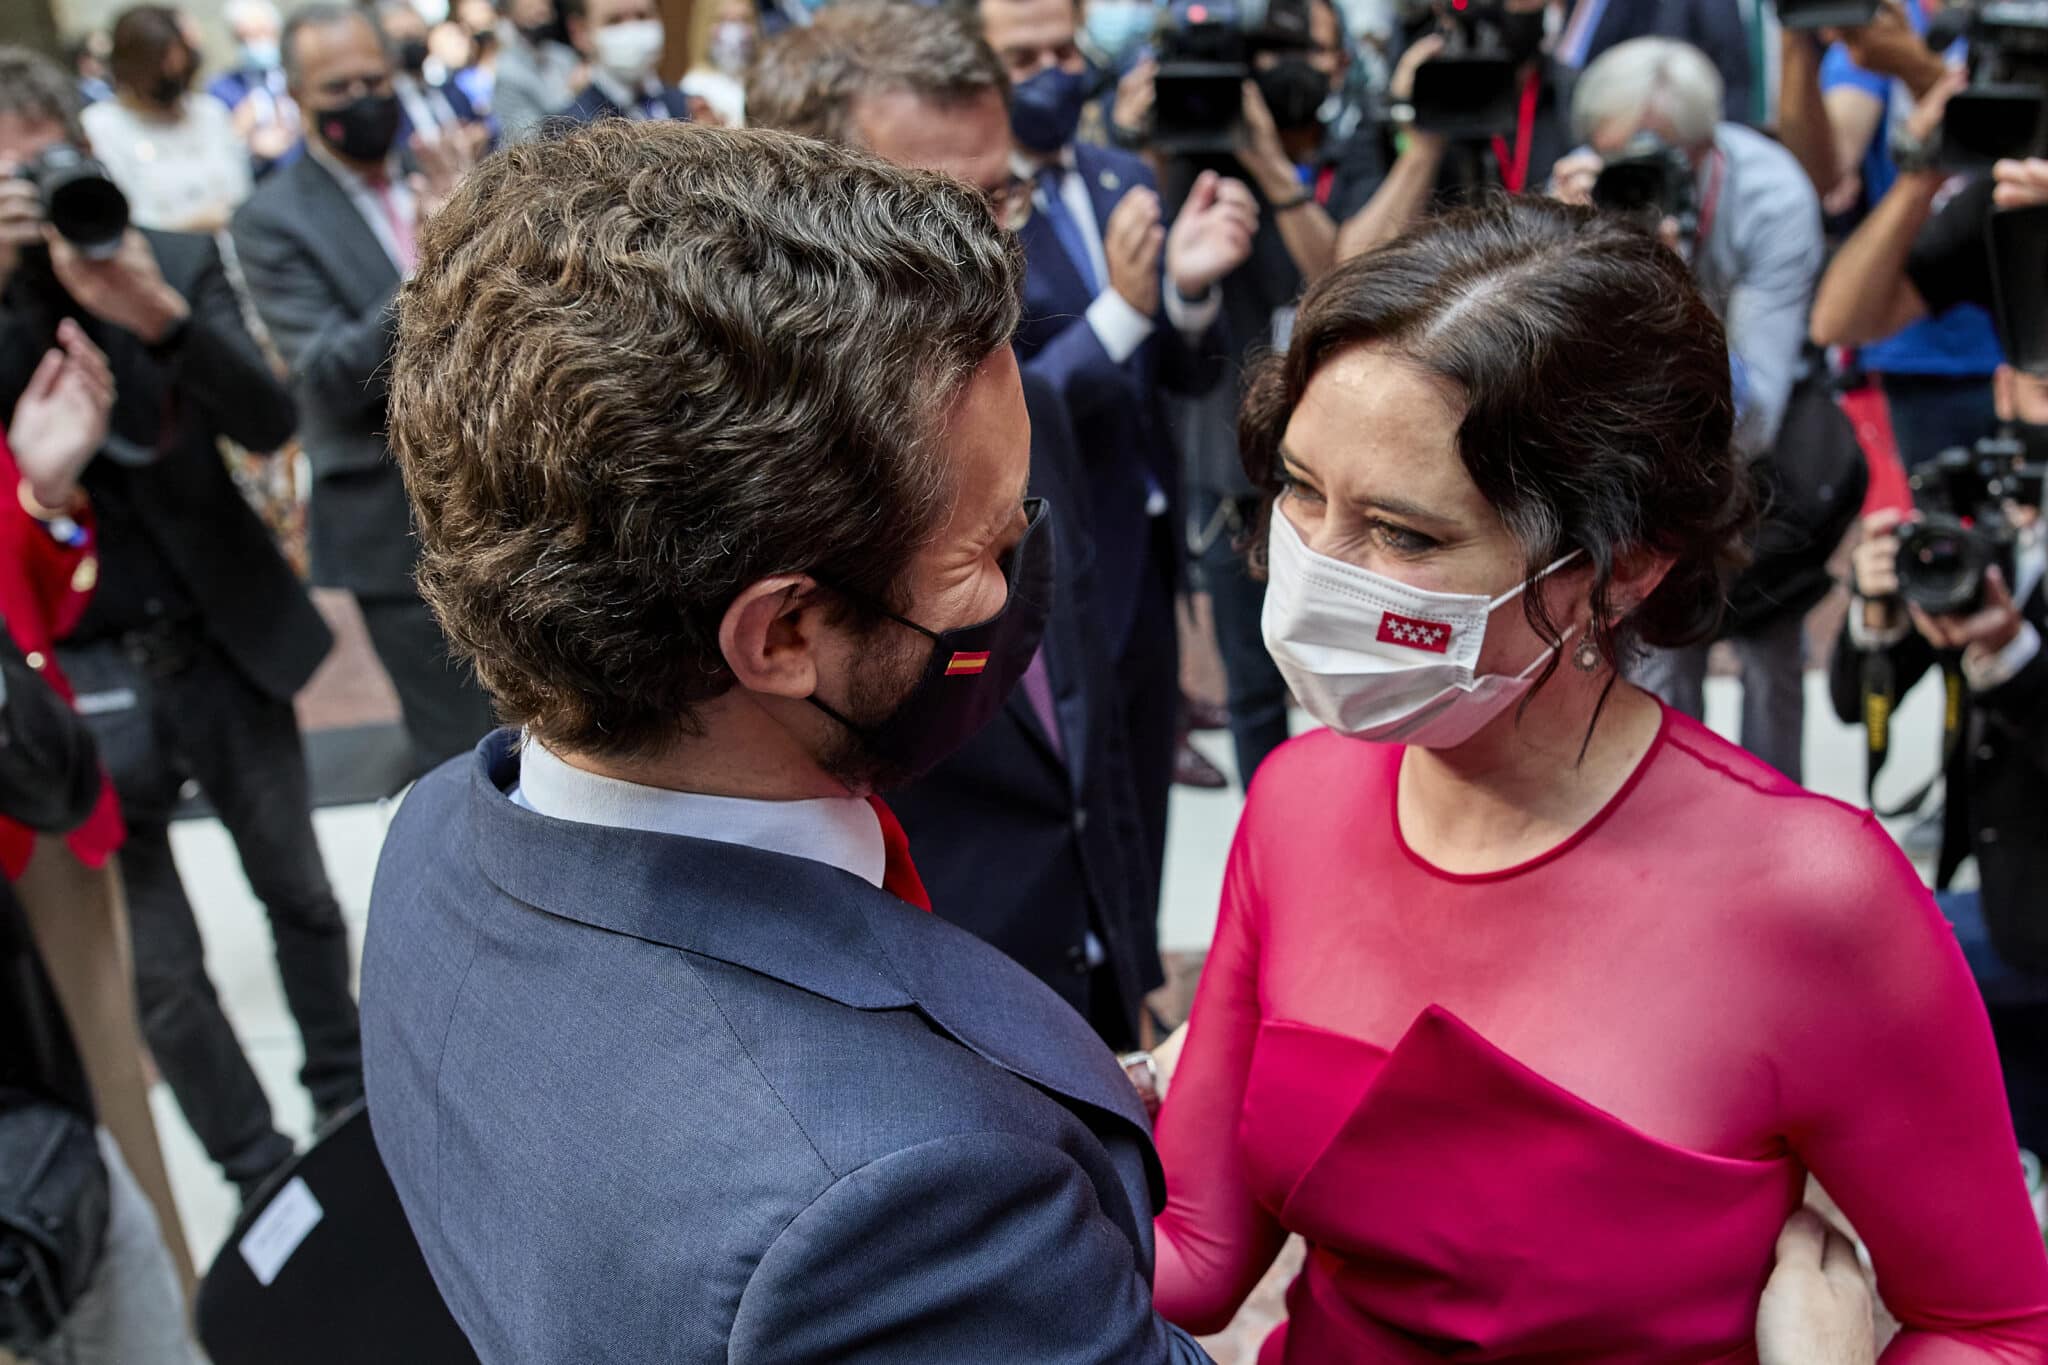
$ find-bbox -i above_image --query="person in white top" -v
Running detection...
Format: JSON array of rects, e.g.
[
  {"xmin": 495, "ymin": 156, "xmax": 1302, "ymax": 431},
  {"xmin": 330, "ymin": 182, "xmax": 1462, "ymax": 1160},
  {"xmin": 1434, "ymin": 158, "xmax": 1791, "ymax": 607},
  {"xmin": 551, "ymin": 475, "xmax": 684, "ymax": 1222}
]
[{"xmin": 80, "ymin": 6, "xmax": 251, "ymax": 234}]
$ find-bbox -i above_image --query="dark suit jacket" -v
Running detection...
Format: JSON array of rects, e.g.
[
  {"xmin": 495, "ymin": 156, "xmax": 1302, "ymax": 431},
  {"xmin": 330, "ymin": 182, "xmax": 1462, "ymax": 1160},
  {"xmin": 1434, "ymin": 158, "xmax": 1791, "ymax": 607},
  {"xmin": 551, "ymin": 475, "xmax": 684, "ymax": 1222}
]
[
  {"xmin": 362, "ymin": 732, "xmax": 1210, "ymax": 1364},
  {"xmin": 232, "ymin": 155, "xmax": 413, "ymax": 599},
  {"xmin": 552, "ymin": 81, "xmax": 694, "ymax": 125},
  {"xmin": 1013, "ymin": 142, "xmax": 1225, "ymax": 649},
  {"xmin": 0, "ymin": 231, "xmax": 329, "ymax": 702},
  {"xmin": 889, "ymin": 374, "xmax": 1159, "ymax": 1048},
  {"xmin": 1829, "ymin": 578, "xmax": 2048, "ymax": 971},
  {"xmin": 396, "ymin": 77, "xmax": 486, "ymax": 149}
]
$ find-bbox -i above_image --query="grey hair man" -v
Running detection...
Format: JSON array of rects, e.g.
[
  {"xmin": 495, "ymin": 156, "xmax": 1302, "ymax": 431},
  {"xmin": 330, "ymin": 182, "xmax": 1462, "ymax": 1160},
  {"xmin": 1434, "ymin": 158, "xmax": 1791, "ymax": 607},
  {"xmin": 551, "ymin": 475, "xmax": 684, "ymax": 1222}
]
[{"xmin": 1553, "ymin": 36, "xmax": 1826, "ymax": 784}]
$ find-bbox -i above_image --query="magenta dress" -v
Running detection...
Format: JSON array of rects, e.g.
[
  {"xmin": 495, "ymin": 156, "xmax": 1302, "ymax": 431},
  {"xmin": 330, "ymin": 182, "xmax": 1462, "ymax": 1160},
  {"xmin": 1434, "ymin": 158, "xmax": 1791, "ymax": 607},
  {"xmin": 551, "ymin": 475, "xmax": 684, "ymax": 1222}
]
[{"xmin": 1154, "ymin": 707, "xmax": 2048, "ymax": 1362}]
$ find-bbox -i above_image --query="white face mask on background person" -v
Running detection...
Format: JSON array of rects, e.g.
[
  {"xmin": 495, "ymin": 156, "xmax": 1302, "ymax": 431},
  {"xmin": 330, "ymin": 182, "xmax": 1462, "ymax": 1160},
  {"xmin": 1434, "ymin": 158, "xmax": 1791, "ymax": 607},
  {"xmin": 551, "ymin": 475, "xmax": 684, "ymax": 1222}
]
[
  {"xmin": 1261, "ymin": 507, "xmax": 1581, "ymax": 750},
  {"xmin": 593, "ymin": 18, "xmax": 666, "ymax": 84}
]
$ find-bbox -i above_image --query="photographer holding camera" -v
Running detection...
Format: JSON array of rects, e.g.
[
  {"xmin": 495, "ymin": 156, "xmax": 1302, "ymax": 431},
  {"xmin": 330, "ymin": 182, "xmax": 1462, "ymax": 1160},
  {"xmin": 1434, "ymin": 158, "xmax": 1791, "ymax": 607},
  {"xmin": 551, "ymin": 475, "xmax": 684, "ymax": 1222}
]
[
  {"xmin": 0, "ymin": 45, "xmax": 364, "ymax": 1204},
  {"xmin": 1830, "ymin": 360, "xmax": 2048, "ymax": 1147},
  {"xmin": 1549, "ymin": 37, "xmax": 1827, "ymax": 782}
]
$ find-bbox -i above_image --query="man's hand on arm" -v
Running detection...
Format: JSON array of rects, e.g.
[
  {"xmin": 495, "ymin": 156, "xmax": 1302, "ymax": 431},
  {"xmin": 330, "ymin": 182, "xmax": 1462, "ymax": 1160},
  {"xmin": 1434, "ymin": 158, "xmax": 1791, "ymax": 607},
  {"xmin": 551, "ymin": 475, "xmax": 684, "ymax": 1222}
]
[
  {"xmin": 1756, "ymin": 1209, "xmax": 1876, "ymax": 1365},
  {"xmin": 44, "ymin": 227, "xmax": 189, "ymax": 346}
]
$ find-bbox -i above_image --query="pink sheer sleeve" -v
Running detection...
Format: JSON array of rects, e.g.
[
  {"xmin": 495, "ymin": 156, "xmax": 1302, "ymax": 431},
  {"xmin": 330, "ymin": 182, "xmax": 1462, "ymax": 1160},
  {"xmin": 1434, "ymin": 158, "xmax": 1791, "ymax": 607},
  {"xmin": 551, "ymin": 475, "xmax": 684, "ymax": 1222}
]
[
  {"xmin": 1152, "ymin": 820, "xmax": 1290, "ymax": 1335},
  {"xmin": 1773, "ymin": 812, "xmax": 2048, "ymax": 1361}
]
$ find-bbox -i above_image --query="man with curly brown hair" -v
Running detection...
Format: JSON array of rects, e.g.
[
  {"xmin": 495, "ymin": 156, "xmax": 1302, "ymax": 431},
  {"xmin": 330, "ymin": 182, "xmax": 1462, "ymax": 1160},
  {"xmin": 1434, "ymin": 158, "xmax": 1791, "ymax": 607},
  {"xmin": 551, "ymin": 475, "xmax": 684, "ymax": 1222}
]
[{"xmin": 360, "ymin": 119, "xmax": 1214, "ymax": 1363}]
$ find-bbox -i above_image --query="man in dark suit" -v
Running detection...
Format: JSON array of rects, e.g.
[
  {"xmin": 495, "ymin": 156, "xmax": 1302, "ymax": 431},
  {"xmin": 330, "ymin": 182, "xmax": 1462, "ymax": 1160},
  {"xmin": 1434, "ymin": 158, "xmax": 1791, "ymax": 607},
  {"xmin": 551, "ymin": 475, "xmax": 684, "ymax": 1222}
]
[
  {"xmin": 744, "ymin": 3, "xmax": 1165, "ymax": 1048},
  {"xmin": 362, "ymin": 121, "xmax": 1209, "ymax": 1362},
  {"xmin": 0, "ymin": 47, "xmax": 361, "ymax": 1196},
  {"xmin": 891, "ymin": 375, "xmax": 1159, "ymax": 1048},
  {"xmin": 233, "ymin": 4, "xmax": 496, "ymax": 778},
  {"xmin": 550, "ymin": 0, "xmax": 694, "ymax": 124}
]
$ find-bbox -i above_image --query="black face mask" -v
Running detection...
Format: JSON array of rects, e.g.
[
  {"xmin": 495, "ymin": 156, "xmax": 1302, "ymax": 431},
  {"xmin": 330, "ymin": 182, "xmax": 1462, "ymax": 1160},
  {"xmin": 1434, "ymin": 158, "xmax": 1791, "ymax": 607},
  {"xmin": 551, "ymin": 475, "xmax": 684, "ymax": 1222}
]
[
  {"xmin": 1500, "ymin": 10, "xmax": 1547, "ymax": 65},
  {"xmin": 1256, "ymin": 58, "xmax": 1331, "ymax": 133},
  {"xmin": 397, "ymin": 38, "xmax": 431, "ymax": 73},
  {"xmin": 810, "ymin": 499, "xmax": 1055, "ymax": 787},
  {"xmin": 316, "ymin": 92, "xmax": 402, "ymax": 162},
  {"xmin": 150, "ymin": 72, "xmax": 190, "ymax": 106},
  {"xmin": 517, "ymin": 21, "xmax": 557, "ymax": 45}
]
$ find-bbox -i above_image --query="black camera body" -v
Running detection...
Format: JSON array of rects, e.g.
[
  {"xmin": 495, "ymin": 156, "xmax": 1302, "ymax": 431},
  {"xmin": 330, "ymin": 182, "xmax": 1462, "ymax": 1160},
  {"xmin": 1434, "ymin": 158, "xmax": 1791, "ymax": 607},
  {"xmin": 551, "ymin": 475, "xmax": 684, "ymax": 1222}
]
[
  {"xmin": 1897, "ymin": 436, "xmax": 2047, "ymax": 616},
  {"xmin": 1391, "ymin": 0, "xmax": 1529, "ymax": 138},
  {"xmin": 1775, "ymin": 0, "xmax": 1880, "ymax": 31},
  {"xmin": 1153, "ymin": 0, "xmax": 1315, "ymax": 155},
  {"xmin": 14, "ymin": 146, "xmax": 128, "ymax": 260},
  {"xmin": 1931, "ymin": 0, "xmax": 2048, "ymax": 168},
  {"xmin": 1591, "ymin": 133, "xmax": 1699, "ymax": 237}
]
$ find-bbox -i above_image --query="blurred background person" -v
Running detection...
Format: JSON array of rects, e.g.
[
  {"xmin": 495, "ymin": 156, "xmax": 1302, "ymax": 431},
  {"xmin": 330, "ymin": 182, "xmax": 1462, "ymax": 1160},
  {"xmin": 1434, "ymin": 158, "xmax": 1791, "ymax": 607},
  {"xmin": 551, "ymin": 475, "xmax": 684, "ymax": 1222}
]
[
  {"xmin": 66, "ymin": 29, "xmax": 116, "ymax": 106},
  {"xmin": 210, "ymin": 0, "xmax": 300, "ymax": 178},
  {"xmin": 1787, "ymin": 0, "xmax": 2000, "ymax": 473},
  {"xmin": 1553, "ymin": 37, "xmax": 1824, "ymax": 782},
  {"xmin": 0, "ymin": 324, "xmax": 203, "ymax": 1365},
  {"xmin": 81, "ymin": 5, "xmax": 252, "ymax": 235},
  {"xmin": 1, "ymin": 44, "xmax": 366, "ymax": 1204},
  {"xmin": 233, "ymin": 4, "xmax": 496, "ymax": 780},
  {"xmin": 979, "ymin": 0, "xmax": 1255, "ymax": 927},
  {"xmin": 376, "ymin": 0, "xmax": 492, "ymax": 146},
  {"xmin": 554, "ymin": 0, "xmax": 695, "ymax": 123},
  {"xmin": 490, "ymin": 0, "xmax": 583, "ymax": 138},
  {"xmin": 680, "ymin": 0, "xmax": 759, "ymax": 125},
  {"xmin": 1553, "ymin": 0, "xmax": 1760, "ymax": 125},
  {"xmin": 747, "ymin": 0, "xmax": 1166, "ymax": 1051},
  {"xmin": 449, "ymin": 0, "xmax": 505, "ymax": 115}
]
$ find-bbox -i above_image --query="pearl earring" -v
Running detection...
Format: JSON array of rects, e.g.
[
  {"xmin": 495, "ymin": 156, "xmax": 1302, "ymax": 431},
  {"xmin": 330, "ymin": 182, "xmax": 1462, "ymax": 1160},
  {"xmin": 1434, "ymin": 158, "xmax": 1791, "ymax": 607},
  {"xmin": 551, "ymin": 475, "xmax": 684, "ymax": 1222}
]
[{"xmin": 1573, "ymin": 635, "xmax": 1602, "ymax": 673}]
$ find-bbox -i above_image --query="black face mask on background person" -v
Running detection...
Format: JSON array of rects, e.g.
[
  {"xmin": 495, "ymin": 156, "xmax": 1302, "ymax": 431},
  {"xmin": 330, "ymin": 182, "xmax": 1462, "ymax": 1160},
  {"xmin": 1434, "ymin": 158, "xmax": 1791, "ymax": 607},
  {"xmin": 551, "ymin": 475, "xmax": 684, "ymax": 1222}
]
[
  {"xmin": 150, "ymin": 71, "xmax": 190, "ymax": 107},
  {"xmin": 317, "ymin": 92, "xmax": 403, "ymax": 163},
  {"xmin": 1256, "ymin": 58, "xmax": 1332, "ymax": 133},
  {"xmin": 810, "ymin": 499, "xmax": 1055, "ymax": 787},
  {"xmin": 397, "ymin": 38, "xmax": 431, "ymax": 74},
  {"xmin": 517, "ymin": 21, "xmax": 557, "ymax": 46}
]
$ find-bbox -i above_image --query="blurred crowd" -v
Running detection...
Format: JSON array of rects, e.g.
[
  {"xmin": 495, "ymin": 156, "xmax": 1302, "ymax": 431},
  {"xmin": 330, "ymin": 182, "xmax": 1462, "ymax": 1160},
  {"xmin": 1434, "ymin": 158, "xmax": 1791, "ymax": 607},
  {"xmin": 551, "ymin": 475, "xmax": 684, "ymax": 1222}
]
[{"xmin": 1, "ymin": 0, "xmax": 2046, "ymax": 1356}]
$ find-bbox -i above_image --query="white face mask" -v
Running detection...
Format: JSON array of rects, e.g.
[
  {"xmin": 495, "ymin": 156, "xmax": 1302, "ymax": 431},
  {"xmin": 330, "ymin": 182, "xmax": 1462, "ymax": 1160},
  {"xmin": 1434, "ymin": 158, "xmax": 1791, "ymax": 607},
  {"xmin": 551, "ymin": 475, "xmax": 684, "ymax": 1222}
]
[
  {"xmin": 1261, "ymin": 507, "xmax": 1580, "ymax": 750},
  {"xmin": 593, "ymin": 18, "xmax": 665, "ymax": 83}
]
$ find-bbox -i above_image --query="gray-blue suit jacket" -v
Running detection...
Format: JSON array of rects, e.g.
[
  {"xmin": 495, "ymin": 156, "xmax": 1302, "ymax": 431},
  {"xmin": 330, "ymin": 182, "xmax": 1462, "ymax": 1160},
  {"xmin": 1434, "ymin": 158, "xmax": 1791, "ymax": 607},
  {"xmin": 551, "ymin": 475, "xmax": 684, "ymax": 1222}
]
[{"xmin": 361, "ymin": 732, "xmax": 1211, "ymax": 1363}]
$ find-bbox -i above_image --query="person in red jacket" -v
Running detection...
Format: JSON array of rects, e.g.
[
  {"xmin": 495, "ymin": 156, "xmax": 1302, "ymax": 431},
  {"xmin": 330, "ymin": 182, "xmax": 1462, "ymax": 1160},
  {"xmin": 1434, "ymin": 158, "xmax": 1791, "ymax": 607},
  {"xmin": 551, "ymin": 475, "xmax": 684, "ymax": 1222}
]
[{"xmin": 3, "ymin": 317, "xmax": 196, "ymax": 1291}]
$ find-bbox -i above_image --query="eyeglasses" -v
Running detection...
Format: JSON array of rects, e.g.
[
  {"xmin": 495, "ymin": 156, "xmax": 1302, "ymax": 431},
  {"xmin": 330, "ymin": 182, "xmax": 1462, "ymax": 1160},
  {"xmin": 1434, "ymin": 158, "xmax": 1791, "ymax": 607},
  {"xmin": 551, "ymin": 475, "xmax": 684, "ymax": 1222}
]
[{"xmin": 984, "ymin": 174, "xmax": 1033, "ymax": 232}]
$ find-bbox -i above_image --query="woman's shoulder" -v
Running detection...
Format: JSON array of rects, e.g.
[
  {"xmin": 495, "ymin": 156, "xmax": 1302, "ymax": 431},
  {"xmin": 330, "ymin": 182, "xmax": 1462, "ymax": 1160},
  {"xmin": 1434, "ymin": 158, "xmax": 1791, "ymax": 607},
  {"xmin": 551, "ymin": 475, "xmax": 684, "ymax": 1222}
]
[{"xmin": 1242, "ymin": 729, "xmax": 1396, "ymax": 830}]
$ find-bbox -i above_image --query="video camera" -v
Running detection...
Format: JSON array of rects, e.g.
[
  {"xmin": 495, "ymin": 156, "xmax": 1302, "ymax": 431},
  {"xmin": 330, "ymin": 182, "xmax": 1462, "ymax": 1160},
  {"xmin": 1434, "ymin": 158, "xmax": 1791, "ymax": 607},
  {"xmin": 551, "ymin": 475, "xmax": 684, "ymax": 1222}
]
[
  {"xmin": 1896, "ymin": 439, "xmax": 2046, "ymax": 615},
  {"xmin": 1152, "ymin": 0, "xmax": 1315, "ymax": 155},
  {"xmin": 1928, "ymin": 0, "xmax": 2048, "ymax": 167},
  {"xmin": 1591, "ymin": 133, "xmax": 1699, "ymax": 238},
  {"xmin": 1392, "ymin": 0, "xmax": 1530, "ymax": 138},
  {"xmin": 13, "ymin": 146, "xmax": 127, "ymax": 260}
]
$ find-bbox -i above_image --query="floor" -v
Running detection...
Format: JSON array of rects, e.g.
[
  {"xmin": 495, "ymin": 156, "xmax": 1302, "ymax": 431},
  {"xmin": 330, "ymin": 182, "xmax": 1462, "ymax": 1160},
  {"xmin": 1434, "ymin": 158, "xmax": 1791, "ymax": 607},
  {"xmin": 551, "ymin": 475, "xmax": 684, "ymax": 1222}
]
[{"xmin": 153, "ymin": 593, "xmax": 1951, "ymax": 1357}]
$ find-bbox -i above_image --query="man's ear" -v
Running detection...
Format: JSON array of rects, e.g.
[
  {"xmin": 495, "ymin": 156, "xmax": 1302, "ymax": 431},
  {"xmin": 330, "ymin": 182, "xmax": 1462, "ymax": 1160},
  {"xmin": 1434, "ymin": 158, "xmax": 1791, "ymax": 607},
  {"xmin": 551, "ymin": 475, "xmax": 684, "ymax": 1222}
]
[{"xmin": 718, "ymin": 574, "xmax": 831, "ymax": 701}]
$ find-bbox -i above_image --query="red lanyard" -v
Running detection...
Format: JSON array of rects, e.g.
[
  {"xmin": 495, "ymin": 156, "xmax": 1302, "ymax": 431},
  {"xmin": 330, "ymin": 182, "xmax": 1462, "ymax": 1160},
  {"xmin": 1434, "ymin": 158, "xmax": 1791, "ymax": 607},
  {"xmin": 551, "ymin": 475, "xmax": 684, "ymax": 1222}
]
[
  {"xmin": 1489, "ymin": 70, "xmax": 1542, "ymax": 194},
  {"xmin": 1694, "ymin": 148, "xmax": 1728, "ymax": 247}
]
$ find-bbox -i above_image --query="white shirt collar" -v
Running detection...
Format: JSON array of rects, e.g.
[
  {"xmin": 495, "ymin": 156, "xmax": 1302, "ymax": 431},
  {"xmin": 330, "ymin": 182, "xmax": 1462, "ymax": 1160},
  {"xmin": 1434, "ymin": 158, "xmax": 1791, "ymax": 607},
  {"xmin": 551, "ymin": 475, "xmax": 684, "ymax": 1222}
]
[{"xmin": 509, "ymin": 736, "xmax": 886, "ymax": 888}]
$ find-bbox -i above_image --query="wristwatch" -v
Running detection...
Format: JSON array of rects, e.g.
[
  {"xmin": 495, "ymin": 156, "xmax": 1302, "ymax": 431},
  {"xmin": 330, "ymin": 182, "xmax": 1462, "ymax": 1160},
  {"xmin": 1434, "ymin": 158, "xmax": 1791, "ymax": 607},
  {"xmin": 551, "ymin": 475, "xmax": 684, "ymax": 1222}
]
[
  {"xmin": 1889, "ymin": 127, "xmax": 1940, "ymax": 176},
  {"xmin": 1117, "ymin": 1050, "xmax": 1163, "ymax": 1121}
]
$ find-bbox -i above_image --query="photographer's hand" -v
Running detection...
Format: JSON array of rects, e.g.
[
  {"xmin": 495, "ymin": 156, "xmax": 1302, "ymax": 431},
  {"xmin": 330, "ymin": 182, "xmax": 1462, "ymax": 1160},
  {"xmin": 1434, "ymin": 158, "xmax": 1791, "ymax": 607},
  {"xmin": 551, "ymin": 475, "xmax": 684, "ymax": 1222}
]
[
  {"xmin": 1994, "ymin": 157, "xmax": 2048, "ymax": 210},
  {"xmin": 1235, "ymin": 79, "xmax": 1295, "ymax": 199},
  {"xmin": 1823, "ymin": 0, "xmax": 1948, "ymax": 98},
  {"xmin": 1113, "ymin": 58, "xmax": 1157, "ymax": 144},
  {"xmin": 1548, "ymin": 151, "xmax": 1602, "ymax": 207},
  {"xmin": 44, "ymin": 226, "xmax": 189, "ymax": 346},
  {"xmin": 0, "ymin": 174, "xmax": 41, "ymax": 298},
  {"xmin": 1910, "ymin": 565, "xmax": 2026, "ymax": 660},
  {"xmin": 1850, "ymin": 507, "xmax": 1905, "ymax": 634},
  {"xmin": 1389, "ymin": 32, "xmax": 1443, "ymax": 107},
  {"xmin": 9, "ymin": 319, "xmax": 114, "ymax": 509},
  {"xmin": 1165, "ymin": 169, "xmax": 1257, "ymax": 300}
]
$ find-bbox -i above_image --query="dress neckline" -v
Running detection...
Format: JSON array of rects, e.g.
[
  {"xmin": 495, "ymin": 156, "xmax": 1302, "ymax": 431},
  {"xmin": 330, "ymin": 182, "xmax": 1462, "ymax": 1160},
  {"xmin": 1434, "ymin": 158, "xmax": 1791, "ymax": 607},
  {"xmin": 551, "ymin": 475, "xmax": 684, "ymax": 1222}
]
[{"xmin": 1389, "ymin": 703, "xmax": 1672, "ymax": 884}]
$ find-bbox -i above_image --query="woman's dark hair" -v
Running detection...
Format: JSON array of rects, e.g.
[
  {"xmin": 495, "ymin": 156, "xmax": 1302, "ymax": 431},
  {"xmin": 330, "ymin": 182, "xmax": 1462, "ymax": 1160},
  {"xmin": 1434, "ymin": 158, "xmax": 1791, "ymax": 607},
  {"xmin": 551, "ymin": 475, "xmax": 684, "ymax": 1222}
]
[
  {"xmin": 1241, "ymin": 194, "xmax": 1754, "ymax": 701},
  {"xmin": 108, "ymin": 5, "xmax": 190, "ymax": 99}
]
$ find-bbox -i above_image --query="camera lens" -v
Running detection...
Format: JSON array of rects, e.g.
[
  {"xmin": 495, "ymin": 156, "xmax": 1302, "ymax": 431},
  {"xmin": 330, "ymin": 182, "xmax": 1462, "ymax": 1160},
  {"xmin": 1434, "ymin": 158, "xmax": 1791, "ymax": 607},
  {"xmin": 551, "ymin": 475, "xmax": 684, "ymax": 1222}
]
[
  {"xmin": 25, "ymin": 146, "xmax": 130, "ymax": 259},
  {"xmin": 1897, "ymin": 517, "xmax": 1992, "ymax": 616}
]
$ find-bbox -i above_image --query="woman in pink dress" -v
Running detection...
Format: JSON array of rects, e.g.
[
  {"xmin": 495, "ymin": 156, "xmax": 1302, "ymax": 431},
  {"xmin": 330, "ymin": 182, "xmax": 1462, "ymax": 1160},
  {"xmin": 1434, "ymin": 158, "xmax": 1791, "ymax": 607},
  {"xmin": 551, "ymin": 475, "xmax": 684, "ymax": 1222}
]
[{"xmin": 1151, "ymin": 197, "xmax": 2048, "ymax": 1361}]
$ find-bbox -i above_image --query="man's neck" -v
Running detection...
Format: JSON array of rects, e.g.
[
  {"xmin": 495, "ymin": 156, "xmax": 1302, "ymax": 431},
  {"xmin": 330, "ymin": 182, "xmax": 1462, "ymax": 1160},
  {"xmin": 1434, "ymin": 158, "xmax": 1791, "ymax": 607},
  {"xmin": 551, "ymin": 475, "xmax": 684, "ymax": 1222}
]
[{"xmin": 552, "ymin": 694, "xmax": 853, "ymax": 803}]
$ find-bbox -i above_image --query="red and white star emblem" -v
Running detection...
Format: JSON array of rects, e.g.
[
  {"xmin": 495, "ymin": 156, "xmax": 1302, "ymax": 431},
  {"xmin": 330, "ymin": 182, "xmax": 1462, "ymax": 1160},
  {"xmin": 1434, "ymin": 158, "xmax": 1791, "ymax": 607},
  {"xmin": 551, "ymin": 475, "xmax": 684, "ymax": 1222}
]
[{"xmin": 1376, "ymin": 611, "xmax": 1453, "ymax": 654}]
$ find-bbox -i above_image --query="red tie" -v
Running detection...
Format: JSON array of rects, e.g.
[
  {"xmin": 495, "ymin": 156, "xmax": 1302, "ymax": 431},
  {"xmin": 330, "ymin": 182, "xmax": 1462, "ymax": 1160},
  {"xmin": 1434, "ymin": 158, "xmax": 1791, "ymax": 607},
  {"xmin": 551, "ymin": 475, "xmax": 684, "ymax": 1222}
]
[
  {"xmin": 866, "ymin": 796, "xmax": 931, "ymax": 912},
  {"xmin": 364, "ymin": 172, "xmax": 417, "ymax": 273}
]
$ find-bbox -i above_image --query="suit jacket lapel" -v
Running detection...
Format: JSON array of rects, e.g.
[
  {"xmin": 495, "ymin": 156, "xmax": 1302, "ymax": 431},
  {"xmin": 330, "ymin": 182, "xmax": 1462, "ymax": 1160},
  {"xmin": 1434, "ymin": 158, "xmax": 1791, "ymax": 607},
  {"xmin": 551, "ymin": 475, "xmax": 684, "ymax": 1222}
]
[
  {"xmin": 1018, "ymin": 201, "xmax": 1093, "ymax": 321},
  {"xmin": 295, "ymin": 156, "xmax": 401, "ymax": 306}
]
